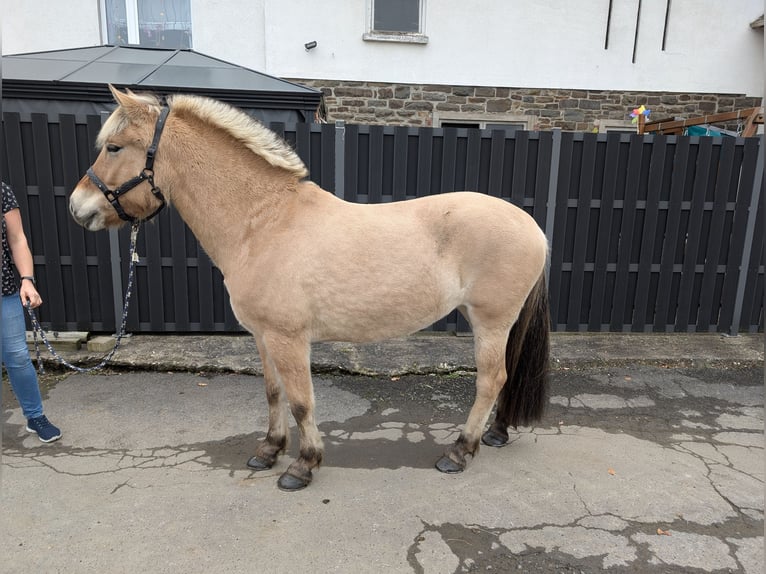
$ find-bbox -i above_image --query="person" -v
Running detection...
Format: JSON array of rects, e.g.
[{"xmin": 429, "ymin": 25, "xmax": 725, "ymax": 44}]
[{"xmin": 2, "ymin": 181, "xmax": 61, "ymax": 442}]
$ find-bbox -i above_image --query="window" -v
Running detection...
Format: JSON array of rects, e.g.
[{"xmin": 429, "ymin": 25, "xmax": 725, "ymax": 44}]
[
  {"xmin": 434, "ymin": 113, "xmax": 534, "ymax": 132},
  {"xmin": 596, "ymin": 119, "xmax": 636, "ymax": 133},
  {"xmin": 104, "ymin": 0, "xmax": 192, "ymax": 49},
  {"xmin": 364, "ymin": 0, "xmax": 428, "ymax": 44}
]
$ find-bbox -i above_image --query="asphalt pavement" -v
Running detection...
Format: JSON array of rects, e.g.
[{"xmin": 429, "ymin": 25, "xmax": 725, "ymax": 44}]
[{"xmin": 1, "ymin": 332, "xmax": 763, "ymax": 573}]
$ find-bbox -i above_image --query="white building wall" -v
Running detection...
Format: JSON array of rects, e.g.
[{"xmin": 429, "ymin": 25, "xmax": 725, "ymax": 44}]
[
  {"xmin": 2, "ymin": 0, "xmax": 101, "ymax": 54},
  {"xmin": 3, "ymin": 0, "xmax": 763, "ymax": 98}
]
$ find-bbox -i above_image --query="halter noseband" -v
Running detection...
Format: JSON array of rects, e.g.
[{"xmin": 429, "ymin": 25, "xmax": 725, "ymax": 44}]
[{"xmin": 87, "ymin": 106, "xmax": 170, "ymax": 223}]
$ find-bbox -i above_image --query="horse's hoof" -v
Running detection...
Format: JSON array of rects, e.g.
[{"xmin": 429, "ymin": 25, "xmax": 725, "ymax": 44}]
[
  {"xmin": 246, "ymin": 455, "xmax": 274, "ymax": 471},
  {"xmin": 435, "ymin": 455, "xmax": 465, "ymax": 474},
  {"xmin": 277, "ymin": 472, "xmax": 311, "ymax": 491},
  {"xmin": 481, "ymin": 429, "xmax": 509, "ymax": 448}
]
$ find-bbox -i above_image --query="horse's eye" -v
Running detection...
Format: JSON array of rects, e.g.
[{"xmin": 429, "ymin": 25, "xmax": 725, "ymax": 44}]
[{"xmin": 106, "ymin": 144, "xmax": 122, "ymax": 153}]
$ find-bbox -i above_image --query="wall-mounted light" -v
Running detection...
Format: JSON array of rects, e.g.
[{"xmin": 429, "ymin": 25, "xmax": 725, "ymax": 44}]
[{"xmin": 304, "ymin": 41, "xmax": 317, "ymax": 51}]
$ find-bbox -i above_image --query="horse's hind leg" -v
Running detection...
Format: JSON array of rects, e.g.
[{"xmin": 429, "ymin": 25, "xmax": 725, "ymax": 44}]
[
  {"xmin": 247, "ymin": 335, "xmax": 289, "ymax": 471},
  {"xmin": 435, "ymin": 324, "xmax": 509, "ymax": 473}
]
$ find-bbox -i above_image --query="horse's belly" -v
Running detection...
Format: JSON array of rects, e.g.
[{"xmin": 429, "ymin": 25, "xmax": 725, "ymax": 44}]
[{"xmin": 310, "ymin": 276, "xmax": 465, "ymax": 343}]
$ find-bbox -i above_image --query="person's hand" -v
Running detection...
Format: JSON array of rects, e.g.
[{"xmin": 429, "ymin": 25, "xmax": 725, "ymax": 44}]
[{"xmin": 19, "ymin": 281, "xmax": 42, "ymax": 309}]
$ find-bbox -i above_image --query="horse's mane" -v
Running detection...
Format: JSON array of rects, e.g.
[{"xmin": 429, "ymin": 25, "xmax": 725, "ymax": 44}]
[{"xmin": 100, "ymin": 92, "xmax": 308, "ymax": 179}]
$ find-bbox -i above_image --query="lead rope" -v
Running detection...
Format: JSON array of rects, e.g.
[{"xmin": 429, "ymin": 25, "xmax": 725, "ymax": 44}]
[{"xmin": 26, "ymin": 222, "xmax": 141, "ymax": 374}]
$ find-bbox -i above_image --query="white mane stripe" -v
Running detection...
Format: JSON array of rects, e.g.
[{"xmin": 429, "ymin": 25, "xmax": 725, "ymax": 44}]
[{"xmin": 168, "ymin": 95, "xmax": 308, "ymax": 178}]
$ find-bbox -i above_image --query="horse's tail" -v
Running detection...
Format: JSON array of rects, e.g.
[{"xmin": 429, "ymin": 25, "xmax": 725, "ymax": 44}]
[{"xmin": 496, "ymin": 273, "xmax": 550, "ymax": 429}]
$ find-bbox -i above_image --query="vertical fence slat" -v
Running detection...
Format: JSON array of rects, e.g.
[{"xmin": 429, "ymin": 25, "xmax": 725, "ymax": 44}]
[
  {"xmin": 344, "ymin": 124, "xmax": 360, "ymax": 202},
  {"xmin": 59, "ymin": 115, "xmax": 92, "ymax": 328},
  {"xmin": 368, "ymin": 125, "xmax": 384, "ymax": 203},
  {"xmin": 487, "ymin": 130, "xmax": 505, "ymax": 197},
  {"xmin": 144, "ymin": 214, "xmax": 165, "ymax": 331},
  {"xmin": 611, "ymin": 134, "xmax": 644, "ymax": 331},
  {"xmin": 698, "ymin": 139, "xmax": 734, "ymax": 331},
  {"xmin": 634, "ymin": 135, "xmax": 667, "ymax": 331},
  {"xmin": 441, "ymin": 128, "xmax": 457, "ymax": 193},
  {"xmin": 549, "ymin": 132, "xmax": 574, "ymax": 328},
  {"xmin": 416, "ymin": 129, "xmax": 433, "ymax": 197},
  {"xmin": 169, "ymin": 210, "xmax": 190, "ymax": 330},
  {"xmin": 654, "ymin": 137, "xmax": 688, "ymax": 331},
  {"xmin": 567, "ymin": 133, "xmax": 597, "ymax": 331},
  {"xmin": 676, "ymin": 138, "xmax": 713, "ymax": 331},
  {"xmin": 719, "ymin": 139, "xmax": 756, "ymax": 331},
  {"xmin": 392, "ymin": 126, "xmax": 409, "ymax": 201},
  {"xmin": 589, "ymin": 133, "xmax": 622, "ymax": 330},
  {"xmin": 31, "ymin": 113, "xmax": 68, "ymax": 328}
]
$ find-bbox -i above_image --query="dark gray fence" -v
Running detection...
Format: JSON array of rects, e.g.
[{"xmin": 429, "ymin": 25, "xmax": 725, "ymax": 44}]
[{"xmin": 2, "ymin": 111, "xmax": 763, "ymax": 334}]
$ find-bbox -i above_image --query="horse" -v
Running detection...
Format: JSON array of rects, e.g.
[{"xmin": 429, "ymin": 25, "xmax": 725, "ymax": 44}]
[{"xmin": 69, "ymin": 85, "xmax": 551, "ymax": 491}]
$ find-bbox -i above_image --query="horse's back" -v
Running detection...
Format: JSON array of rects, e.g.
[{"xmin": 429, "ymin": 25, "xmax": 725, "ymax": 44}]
[{"xmin": 232, "ymin": 186, "xmax": 547, "ymax": 342}]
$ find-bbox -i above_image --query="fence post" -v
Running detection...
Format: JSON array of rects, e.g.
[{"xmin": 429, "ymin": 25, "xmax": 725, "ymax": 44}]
[
  {"xmin": 544, "ymin": 128, "xmax": 562, "ymax": 283},
  {"xmin": 729, "ymin": 134, "xmax": 763, "ymax": 336},
  {"xmin": 334, "ymin": 120, "xmax": 345, "ymax": 199}
]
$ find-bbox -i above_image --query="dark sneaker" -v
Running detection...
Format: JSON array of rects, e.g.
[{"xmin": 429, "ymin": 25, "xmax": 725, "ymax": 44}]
[{"xmin": 26, "ymin": 415, "xmax": 62, "ymax": 443}]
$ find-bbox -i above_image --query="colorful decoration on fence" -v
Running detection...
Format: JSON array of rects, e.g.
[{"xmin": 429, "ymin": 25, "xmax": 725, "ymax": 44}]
[{"xmin": 630, "ymin": 105, "xmax": 651, "ymax": 124}]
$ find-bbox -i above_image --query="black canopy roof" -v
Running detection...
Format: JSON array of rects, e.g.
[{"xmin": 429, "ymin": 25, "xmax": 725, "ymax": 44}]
[{"xmin": 3, "ymin": 45, "xmax": 322, "ymax": 122}]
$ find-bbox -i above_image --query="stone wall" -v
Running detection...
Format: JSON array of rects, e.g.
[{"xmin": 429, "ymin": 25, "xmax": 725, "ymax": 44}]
[{"xmin": 291, "ymin": 79, "xmax": 762, "ymax": 132}]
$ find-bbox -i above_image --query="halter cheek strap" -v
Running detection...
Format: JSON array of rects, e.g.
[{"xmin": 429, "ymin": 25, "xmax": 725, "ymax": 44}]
[{"xmin": 87, "ymin": 106, "xmax": 170, "ymax": 223}]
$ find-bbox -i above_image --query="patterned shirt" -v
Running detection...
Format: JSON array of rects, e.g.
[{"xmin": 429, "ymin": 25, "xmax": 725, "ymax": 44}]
[{"xmin": 2, "ymin": 182, "xmax": 20, "ymax": 296}]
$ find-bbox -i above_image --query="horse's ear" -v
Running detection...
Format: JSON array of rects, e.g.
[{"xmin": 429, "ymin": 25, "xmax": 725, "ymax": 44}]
[{"xmin": 109, "ymin": 84, "xmax": 131, "ymax": 106}]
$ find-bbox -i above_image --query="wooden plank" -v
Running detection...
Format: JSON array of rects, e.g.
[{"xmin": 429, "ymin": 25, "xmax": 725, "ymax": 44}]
[
  {"xmin": 654, "ymin": 137, "xmax": 689, "ymax": 331},
  {"xmin": 59, "ymin": 114, "xmax": 93, "ymax": 327},
  {"xmin": 548, "ymin": 132, "xmax": 574, "ymax": 329},
  {"xmin": 295, "ymin": 122, "xmax": 311, "ymax": 174},
  {"xmin": 144, "ymin": 213, "xmax": 165, "ymax": 331},
  {"xmin": 532, "ymin": 132, "xmax": 552, "ymax": 230},
  {"xmin": 611, "ymin": 135, "xmax": 643, "ymax": 331},
  {"xmin": 344, "ymin": 124, "xmax": 360, "ymax": 202},
  {"xmin": 718, "ymin": 138, "xmax": 759, "ymax": 330},
  {"xmin": 676, "ymin": 138, "xmax": 713, "ymax": 331},
  {"xmin": 567, "ymin": 133, "xmax": 596, "ymax": 330},
  {"xmin": 169, "ymin": 210, "xmax": 190, "ymax": 330},
  {"xmin": 392, "ymin": 126, "xmax": 409, "ymax": 201},
  {"xmin": 511, "ymin": 131, "xmax": 529, "ymax": 208},
  {"xmin": 642, "ymin": 107, "xmax": 761, "ymax": 134},
  {"xmin": 634, "ymin": 135, "xmax": 666, "ymax": 330},
  {"xmin": 464, "ymin": 129, "xmax": 481, "ymax": 193},
  {"xmin": 487, "ymin": 130, "xmax": 504, "ymax": 197},
  {"xmin": 697, "ymin": 139, "xmax": 734, "ymax": 330},
  {"xmin": 320, "ymin": 123, "xmax": 335, "ymax": 191},
  {"xmin": 441, "ymin": 128, "xmax": 457, "ymax": 193},
  {"xmin": 197, "ymin": 249, "xmax": 215, "ymax": 331},
  {"xmin": 31, "ymin": 113, "xmax": 67, "ymax": 328},
  {"xmin": 737, "ymin": 186, "xmax": 764, "ymax": 331},
  {"xmin": 416, "ymin": 128, "xmax": 433, "ymax": 198},
  {"xmin": 588, "ymin": 133, "xmax": 622, "ymax": 330},
  {"xmin": 368, "ymin": 125, "xmax": 384, "ymax": 203}
]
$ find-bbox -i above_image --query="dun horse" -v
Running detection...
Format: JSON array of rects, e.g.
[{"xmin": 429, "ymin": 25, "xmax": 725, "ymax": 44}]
[{"xmin": 70, "ymin": 86, "xmax": 551, "ymax": 491}]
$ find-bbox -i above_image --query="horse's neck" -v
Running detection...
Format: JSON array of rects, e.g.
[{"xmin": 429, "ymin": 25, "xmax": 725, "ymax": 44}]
[{"xmin": 161, "ymin": 137, "xmax": 298, "ymax": 276}]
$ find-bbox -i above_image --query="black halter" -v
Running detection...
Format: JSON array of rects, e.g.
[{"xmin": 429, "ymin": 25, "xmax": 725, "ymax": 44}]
[{"xmin": 87, "ymin": 106, "xmax": 170, "ymax": 223}]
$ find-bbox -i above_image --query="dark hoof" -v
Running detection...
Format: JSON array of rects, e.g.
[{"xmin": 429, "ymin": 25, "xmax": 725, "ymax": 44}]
[
  {"xmin": 481, "ymin": 429, "xmax": 509, "ymax": 448},
  {"xmin": 435, "ymin": 455, "xmax": 465, "ymax": 474},
  {"xmin": 246, "ymin": 455, "xmax": 274, "ymax": 471},
  {"xmin": 277, "ymin": 472, "xmax": 311, "ymax": 491}
]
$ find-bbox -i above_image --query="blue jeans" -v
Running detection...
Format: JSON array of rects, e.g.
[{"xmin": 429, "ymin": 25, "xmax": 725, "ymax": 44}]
[{"xmin": 2, "ymin": 294, "xmax": 44, "ymax": 419}]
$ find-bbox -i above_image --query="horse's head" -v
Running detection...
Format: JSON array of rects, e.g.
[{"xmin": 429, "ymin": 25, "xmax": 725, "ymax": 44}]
[{"xmin": 70, "ymin": 85, "xmax": 169, "ymax": 230}]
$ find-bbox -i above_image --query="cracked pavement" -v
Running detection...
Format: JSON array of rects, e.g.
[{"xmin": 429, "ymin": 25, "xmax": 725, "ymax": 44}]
[{"xmin": 1, "ymin": 342, "xmax": 763, "ymax": 573}]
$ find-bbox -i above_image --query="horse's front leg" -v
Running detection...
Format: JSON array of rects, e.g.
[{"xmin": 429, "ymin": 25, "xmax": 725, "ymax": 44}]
[
  {"xmin": 256, "ymin": 332, "xmax": 322, "ymax": 491},
  {"xmin": 247, "ymin": 334, "xmax": 289, "ymax": 471}
]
